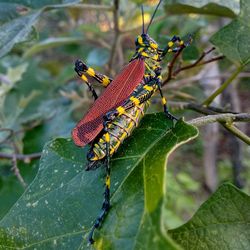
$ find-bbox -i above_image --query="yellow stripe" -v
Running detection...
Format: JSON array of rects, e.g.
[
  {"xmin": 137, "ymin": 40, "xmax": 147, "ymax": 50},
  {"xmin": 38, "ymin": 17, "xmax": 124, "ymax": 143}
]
[
  {"xmin": 150, "ymin": 42, "xmax": 158, "ymax": 49},
  {"xmin": 102, "ymin": 76, "xmax": 110, "ymax": 86},
  {"xmin": 130, "ymin": 96, "xmax": 140, "ymax": 105},
  {"xmin": 116, "ymin": 106, "xmax": 125, "ymax": 115},
  {"xmin": 152, "ymin": 54, "xmax": 159, "ymax": 60},
  {"xmin": 138, "ymin": 36, "xmax": 143, "ymax": 45},
  {"xmin": 162, "ymin": 97, "xmax": 167, "ymax": 105},
  {"xmin": 120, "ymin": 132, "xmax": 127, "ymax": 141},
  {"xmin": 179, "ymin": 40, "xmax": 184, "ymax": 45},
  {"xmin": 168, "ymin": 41, "xmax": 174, "ymax": 47},
  {"xmin": 105, "ymin": 175, "xmax": 110, "ymax": 188},
  {"xmin": 143, "ymin": 85, "xmax": 153, "ymax": 91},
  {"xmin": 81, "ymin": 74, "xmax": 88, "ymax": 82},
  {"xmin": 86, "ymin": 67, "xmax": 95, "ymax": 77},
  {"xmin": 141, "ymin": 52, "xmax": 148, "ymax": 57},
  {"xmin": 104, "ymin": 133, "xmax": 110, "ymax": 143}
]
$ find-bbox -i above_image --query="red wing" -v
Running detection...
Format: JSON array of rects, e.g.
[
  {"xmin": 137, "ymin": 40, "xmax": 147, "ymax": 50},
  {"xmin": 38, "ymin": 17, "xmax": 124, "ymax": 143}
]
[{"xmin": 72, "ymin": 59, "xmax": 145, "ymax": 147}]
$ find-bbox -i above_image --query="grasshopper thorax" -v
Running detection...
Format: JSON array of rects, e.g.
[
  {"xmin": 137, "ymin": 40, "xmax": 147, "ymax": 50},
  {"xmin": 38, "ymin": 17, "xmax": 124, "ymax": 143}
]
[{"xmin": 135, "ymin": 33, "xmax": 160, "ymax": 61}]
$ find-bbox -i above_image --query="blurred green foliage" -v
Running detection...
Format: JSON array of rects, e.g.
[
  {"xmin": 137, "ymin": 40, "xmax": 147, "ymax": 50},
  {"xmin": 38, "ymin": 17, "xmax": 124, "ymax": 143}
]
[{"xmin": 0, "ymin": 0, "xmax": 250, "ymax": 249}]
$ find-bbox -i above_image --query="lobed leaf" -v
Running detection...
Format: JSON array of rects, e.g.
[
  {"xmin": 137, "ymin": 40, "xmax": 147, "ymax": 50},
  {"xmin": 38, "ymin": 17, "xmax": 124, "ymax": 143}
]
[
  {"xmin": 169, "ymin": 183, "xmax": 250, "ymax": 250},
  {"xmin": 0, "ymin": 113, "xmax": 198, "ymax": 249},
  {"xmin": 211, "ymin": 0, "xmax": 250, "ymax": 66}
]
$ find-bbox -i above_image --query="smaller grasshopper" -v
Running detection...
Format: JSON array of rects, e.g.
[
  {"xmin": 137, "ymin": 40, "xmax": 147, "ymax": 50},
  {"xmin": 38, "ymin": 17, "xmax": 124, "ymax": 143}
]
[{"xmin": 73, "ymin": 0, "xmax": 190, "ymax": 244}]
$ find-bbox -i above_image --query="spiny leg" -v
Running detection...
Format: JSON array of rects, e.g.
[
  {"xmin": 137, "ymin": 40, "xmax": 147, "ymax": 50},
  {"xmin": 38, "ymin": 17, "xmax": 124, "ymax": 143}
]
[
  {"xmin": 75, "ymin": 59, "xmax": 113, "ymax": 87},
  {"xmin": 88, "ymin": 131, "xmax": 111, "ymax": 245},
  {"xmin": 160, "ymin": 35, "xmax": 191, "ymax": 58},
  {"xmin": 78, "ymin": 73, "xmax": 98, "ymax": 100},
  {"xmin": 157, "ymin": 81, "xmax": 178, "ymax": 121}
]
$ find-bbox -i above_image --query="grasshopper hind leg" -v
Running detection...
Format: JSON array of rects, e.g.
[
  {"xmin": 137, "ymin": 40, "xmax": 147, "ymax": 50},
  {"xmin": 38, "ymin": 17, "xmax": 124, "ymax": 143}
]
[{"xmin": 87, "ymin": 132, "xmax": 111, "ymax": 245}]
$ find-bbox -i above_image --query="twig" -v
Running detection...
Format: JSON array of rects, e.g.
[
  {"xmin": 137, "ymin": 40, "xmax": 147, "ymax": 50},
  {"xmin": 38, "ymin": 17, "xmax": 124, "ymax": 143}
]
[
  {"xmin": 0, "ymin": 152, "xmax": 42, "ymax": 161},
  {"xmin": 162, "ymin": 47, "xmax": 224, "ymax": 86},
  {"xmin": 0, "ymin": 128, "xmax": 14, "ymax": 144},
  {"xmin": 162, "ymin": 47, "xmax": 185, "ymax": 85},
  {"xmin": 188, "ymin": 113, "xmax": 250, "ymax": 145},
  {"xmin": 10, "ymin": 142, "xmax": 27, "ymax": 187},
  {"xmin": 202, "ymin": 65, "xmax": 244, "ymax": 106},
  {"xmin": 166, "ymin": 72, "xmax": 250, "ymax": 90},
  {"xmin": 188, "ymin": 113, "xmax": 250, "ymax": 126}
]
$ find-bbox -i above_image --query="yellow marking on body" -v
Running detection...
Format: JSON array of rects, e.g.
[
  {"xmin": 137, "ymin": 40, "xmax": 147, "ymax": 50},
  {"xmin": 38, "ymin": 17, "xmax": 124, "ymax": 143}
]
[
  {"xmin": 141, "ymin": 52, "xmax": 148, "ymax": 57},
  {"xmin": 143, "ymin": 85, "xmax": 153, "ymax": 91},
  {"xmin": 86, "ymin": 67, "xmax": 95, "ymax": 77},
  {"xmin": 81, "ymin": 74, "xmax": 88, "ymax": 82},
  {"xmin": 150, "ymin": 42, "xmax": 158, "ymax": 49},
  {"xmin": 179, "ymin": 40, "xmax": 184, "ymax": 45},
  {"xmin": 114, "ymin": 140, "xmax": 121, "ymax": 149},
  {"xmin": 120, "ymin": 132, "xmax": 127, "ymax": 141},
  {"xmin": 127, "ymin": 121, "xmax": 134, "ymax": 130},
  {"xmin": 152, "ymin": 54, "xmax": 159, "ymax": 60},
  {"xmin": 116, "ymin": 106, "xmax": 125, "ymax": 115},
  {"xmin": 110, "ymin": 148, "xmax": 115, "ymax": 155},
  {"xmin": 102, "ymin": 76, "xmax": 110, "ymax": 86},
  {"xmin": 168, "ymin": 49, "xmax": 172, "ymax": 52},
  {"xmin": 162, "ymin": 97, "xmax": 167, "ymax": 105},
  {"xmin": 130, "ymin": 96, "xmax": 140, "ymax": 105},
  {"xmin": 91, "ymin": 156, "xmax": 99, "ymax": 161},
  {"xmin": 99, "ymin": 138, "xmax": 104, "ymax": 143},
  {"xmin": 105, "ymin": 175, "xmax": 110, "ymax": 188},
  {"xmin": 104, "ymin": 133, "xmax": 110, "ymax": 143},
  {"xmin": 157, "ymin": 75, "xmax": 162, "ymax": 80},
  {"xmin": 138, "ymin": 48, "xmax": 144, "ymax": 53},
  {"xmin": 168, "ymin": 41, "xmax": 174, "ymax": 47},
  {"xmin": 138, "ymin": 36, "xmax": 143, "ymax": 45}
]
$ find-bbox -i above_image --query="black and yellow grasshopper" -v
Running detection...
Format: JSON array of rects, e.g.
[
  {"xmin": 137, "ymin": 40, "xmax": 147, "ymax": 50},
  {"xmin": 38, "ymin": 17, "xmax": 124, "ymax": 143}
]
[{"xmin": 72, "ymin": 0, "xmax": 190, "ymax": 244}]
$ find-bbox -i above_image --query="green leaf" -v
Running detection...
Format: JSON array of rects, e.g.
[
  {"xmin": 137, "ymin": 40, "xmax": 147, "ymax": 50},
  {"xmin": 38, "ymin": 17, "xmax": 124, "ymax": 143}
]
[
  {"xmin": 0, "ymin": 11, "xmax": 42, "ymax": 58},
  {"xmin": 211, "ymin": 0, "xmax": 250, "ymax": 66},
  {"xmin": 169, "ymin": 183, "xmax": 250, "ymax": 250},
  {"xmin": 0, "ymin": 113, "xmax": 198, "ymax": 249},
  {"xmin": 23, "ymin": 37, "xmax": 83, "ymax": 58},
  {"xmin": 165, "ymin": 0, "xmax": 239, "ymax": 18},
  {"xmin": 0, "ymin": 0, "xmax": 80, "ymax": 58}
]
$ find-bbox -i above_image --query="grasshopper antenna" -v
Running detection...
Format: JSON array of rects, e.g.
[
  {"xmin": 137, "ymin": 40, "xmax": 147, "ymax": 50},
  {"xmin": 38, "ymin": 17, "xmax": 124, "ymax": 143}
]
[
  {"xmin": 146, "ymin": 0, "xmax": 162, "ymax": 34},
  {"xmin": 141, "ymin": 5, "xmax": 145, "ymax": 34}
]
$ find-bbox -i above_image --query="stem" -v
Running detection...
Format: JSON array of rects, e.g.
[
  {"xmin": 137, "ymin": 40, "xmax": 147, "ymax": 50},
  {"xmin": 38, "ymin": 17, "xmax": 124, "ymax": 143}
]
[
  {"xmin": 202, "ymin": 65, "xmax": 244, "ymax": 106},
  {"xmin": 188, "ymin": 113, "xmax": 250, "ymax": 145},
  {"xmin": 0, "ymin": 152, "xmax": 42, "ymax": 161},
  {"xmin": 222, "ymin": 124, "xmax": 250, "ymax": 145},
  {"xmin": 188, "ymin": 113, "xmax": 250, "ymax": 126}
]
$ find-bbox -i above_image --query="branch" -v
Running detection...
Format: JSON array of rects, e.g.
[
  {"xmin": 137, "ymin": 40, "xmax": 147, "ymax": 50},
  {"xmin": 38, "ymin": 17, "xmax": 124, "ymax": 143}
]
[
  {"xmin": 0, "ymin": 152, "xmax": 42, "ymax": 161},
  {"xmin": 188, "ymin": 113, "xmax": 250, "ymax": 145},
  {"xmin": 188, "ymin": 113, "xmax": 250, "ymax": 126},
  {"xmin": 162, "ymin": 47, "xmax": 223, "ymax": 87}
]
